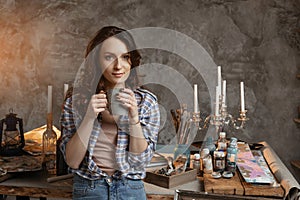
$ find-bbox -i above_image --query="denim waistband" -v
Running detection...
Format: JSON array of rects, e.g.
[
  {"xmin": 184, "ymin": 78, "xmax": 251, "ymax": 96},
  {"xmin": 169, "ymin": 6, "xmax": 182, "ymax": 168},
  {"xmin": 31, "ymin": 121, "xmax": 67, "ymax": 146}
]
[{"xmin": 74, "ymin": 173, "xmax": 128, "ymax": 188}]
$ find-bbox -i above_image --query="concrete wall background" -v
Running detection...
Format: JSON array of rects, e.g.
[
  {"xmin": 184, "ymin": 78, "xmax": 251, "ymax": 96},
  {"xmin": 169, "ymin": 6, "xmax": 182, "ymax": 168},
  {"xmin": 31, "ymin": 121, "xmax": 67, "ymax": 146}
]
[{"xmin": 0, "ymin": 0, "xmax": 299, "ymax": 181}]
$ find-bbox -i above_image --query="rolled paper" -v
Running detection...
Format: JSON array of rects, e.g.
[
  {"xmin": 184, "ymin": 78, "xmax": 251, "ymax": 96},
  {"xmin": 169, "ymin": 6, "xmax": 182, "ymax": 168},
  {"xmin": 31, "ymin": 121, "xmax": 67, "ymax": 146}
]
[
  {"xmin": 63, "ymin": 83, "xmax": 69, "ymax": 99},
  {"xmin": 240, "ymin": 82, "xmax": 245, "ymax": 112},
  {"xmin": 47, "ymin": 85, "xmax": 52, "ymax": 114},
  {"xmin": 222, "ymin": 80, "xmax": 226, "ymax": 106},
  {"xmin": 194, "ymin": 84, "xmax": 198, "ymax": 113},
  {"xmin": 215, "ymin": 86, "xmax": 220, "ymax": 116}
]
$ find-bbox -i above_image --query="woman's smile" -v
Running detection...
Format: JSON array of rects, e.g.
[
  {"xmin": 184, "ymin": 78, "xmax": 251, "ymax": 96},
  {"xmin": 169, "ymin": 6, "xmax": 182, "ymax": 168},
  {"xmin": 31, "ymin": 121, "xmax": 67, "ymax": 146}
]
[{"xmin": 112, "ymin": 72, "xmax": 125, "ymax": 78}]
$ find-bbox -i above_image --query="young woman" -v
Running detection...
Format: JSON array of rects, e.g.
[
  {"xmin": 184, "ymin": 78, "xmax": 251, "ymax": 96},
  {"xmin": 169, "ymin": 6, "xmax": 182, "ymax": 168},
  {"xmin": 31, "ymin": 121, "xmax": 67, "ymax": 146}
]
[{"xmin": 60, "ymin": 26, "xmax": 160, "ymax": 199}]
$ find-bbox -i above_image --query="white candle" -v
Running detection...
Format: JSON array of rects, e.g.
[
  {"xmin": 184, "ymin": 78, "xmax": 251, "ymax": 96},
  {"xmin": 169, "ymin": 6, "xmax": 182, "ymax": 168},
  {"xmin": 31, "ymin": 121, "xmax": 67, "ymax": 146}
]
[
  {"xmin": 217, "ymin": 66, "xmax": 222, "ymax": 88},
  {"xmin": 217, "ymin": 66, "xmax": 222, "ymax": 100},
  {"xmin": 63, "ymin": 83, "xmax": 69, "ymax": 99},
  {"xmin": 215, "ymin": 86, "xmax": 220, "ymax": 116},
  {"xmin": 240, "ymin": 82, "xmax": 245, "ymax": 112},
  {"xmin": 47, "ymin": 85, "xmax": 53, "ymax": 114},
  {"xmin": 194, "ymin": 84, "xmax": 198, "ymax": 113},
  {"xmin": 222, "ymin": 80, "xmax": 226, "ymax": 106}
]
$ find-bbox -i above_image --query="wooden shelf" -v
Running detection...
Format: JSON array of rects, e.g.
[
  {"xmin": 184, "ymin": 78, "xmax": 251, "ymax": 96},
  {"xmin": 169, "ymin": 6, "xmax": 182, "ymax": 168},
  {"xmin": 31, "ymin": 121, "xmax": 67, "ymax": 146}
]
[{"xmin": 297, "ymin": 74, "xmax": 300, "ymax": 79}]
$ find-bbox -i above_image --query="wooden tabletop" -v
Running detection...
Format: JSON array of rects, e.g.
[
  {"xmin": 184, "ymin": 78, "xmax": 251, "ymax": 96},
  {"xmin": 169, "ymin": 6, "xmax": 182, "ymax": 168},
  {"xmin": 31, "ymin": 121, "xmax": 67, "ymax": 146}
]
[
  {"xmin": 0, "ymin": 170, "xmax": 200, "ymax": 199},
  {"xmin": 0, "ymin": 169, "xmax": 285, "ymax": 200},
  {"xmin": 203, "ymin": 172, "xmax": 284, "ymax": 199},
  {"xmin": 0, "ymin": 171, "xmax": 72, "ymax": 199},
  {"xmin": 0, "ymin": 142, "xmax": 290, "ymax": 199}
]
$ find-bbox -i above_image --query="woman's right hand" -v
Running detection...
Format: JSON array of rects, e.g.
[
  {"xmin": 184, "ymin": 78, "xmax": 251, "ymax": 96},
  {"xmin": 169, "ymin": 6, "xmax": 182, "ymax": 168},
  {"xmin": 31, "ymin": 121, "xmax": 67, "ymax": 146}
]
[
  {"xmin": 86, "ymin": 91, "xmax": 108, "ymax": 119},
  {"xmin": 66, "ymin": 91, "xmax": 107, "ymax": 169}
]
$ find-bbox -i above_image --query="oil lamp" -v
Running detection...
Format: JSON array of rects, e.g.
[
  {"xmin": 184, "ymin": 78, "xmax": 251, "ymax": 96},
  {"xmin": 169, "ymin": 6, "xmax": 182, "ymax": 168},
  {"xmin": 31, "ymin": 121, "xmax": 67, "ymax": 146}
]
[{"xmin": 0, "ymin": 109, "xmax": 25, "ymax": 156}]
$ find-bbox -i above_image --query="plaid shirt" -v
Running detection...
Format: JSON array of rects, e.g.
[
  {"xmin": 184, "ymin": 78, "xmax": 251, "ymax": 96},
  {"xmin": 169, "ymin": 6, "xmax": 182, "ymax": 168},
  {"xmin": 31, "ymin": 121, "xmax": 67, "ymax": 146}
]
[{"xmin": 60, "ymin": 88, "xmax": 160, "ymax": 180}]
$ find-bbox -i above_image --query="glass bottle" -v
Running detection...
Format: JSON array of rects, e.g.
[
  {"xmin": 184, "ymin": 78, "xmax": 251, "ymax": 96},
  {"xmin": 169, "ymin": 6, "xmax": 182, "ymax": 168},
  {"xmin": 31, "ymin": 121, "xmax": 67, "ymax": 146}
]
[
  {"xmin": 217, "ymin": 132, "xmax": 227, "ymax": 151},
  {"xmin": 43, "ymin": 113, "xmax": 57, "ymax": 175},
  {"xmin": 213, "ymin": 150, "xmax": 226, "ymax": 172},
  {"xmin": 203, "ymin": 136, "xmax": 216, "ymax": 156},
  {"xmin": 226, "ymin": 137, "xmax": 238, "ymax": 174}
]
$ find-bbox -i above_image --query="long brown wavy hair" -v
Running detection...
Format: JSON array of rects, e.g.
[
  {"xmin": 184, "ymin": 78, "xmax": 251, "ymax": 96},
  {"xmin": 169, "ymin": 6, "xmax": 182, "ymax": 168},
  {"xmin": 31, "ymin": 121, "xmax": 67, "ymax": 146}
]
[{"xmin": 71, "ymin": 26, "xmax": 141, "ymax": 119}]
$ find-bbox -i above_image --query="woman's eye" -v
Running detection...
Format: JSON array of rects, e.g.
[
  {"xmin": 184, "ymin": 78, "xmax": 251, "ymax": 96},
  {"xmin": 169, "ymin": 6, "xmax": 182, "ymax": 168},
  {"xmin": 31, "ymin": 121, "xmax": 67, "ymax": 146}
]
[
  {"xmin": 105, "ymin": 55, "xmax": 114, "ymax": 61},
  {"xmin": 122, "ymin": 54, "xmax": 130, "ymax": 60}
]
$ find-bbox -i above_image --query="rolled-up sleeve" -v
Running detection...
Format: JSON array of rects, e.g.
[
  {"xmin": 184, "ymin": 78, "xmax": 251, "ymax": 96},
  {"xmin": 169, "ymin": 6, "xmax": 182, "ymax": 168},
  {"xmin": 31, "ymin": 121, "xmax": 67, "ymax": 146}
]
[
  {"xmin": 127, "ymin": 92, "xmax": 160, "ymax": 169},
  {"xmin": 59, "ymin": 97, "xmax": 78, "ymax": 160}
]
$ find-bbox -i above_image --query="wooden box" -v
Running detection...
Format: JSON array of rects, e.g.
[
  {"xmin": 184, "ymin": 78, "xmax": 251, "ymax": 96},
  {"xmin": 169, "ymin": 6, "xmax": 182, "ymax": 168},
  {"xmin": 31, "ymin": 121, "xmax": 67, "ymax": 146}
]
[{"xmin": 144, "ymin": 168, "xmax": 197, "ymax": 188}]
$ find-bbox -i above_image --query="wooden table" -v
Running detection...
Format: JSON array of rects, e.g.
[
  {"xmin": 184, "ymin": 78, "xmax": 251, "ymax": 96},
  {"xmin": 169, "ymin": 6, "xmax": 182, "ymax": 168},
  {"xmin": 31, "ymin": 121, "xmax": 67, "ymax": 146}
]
[
  {"xmin": 0, "ymin": 171, "xmax": 72, "ymax": 199},
  {"xmin": 0, "ymin": 168, "xmax": 285, "ymax": 200},
  {"xmin": 203, "ymin": 172, "xmax": 284, "ymax": 199},
  {"xmin": 0, "ymin": 169, "xmax": 200, "ymax": 200},
  {"xmin": 0, "ymin": 142, "xmax": 289, "ymax": 200}
]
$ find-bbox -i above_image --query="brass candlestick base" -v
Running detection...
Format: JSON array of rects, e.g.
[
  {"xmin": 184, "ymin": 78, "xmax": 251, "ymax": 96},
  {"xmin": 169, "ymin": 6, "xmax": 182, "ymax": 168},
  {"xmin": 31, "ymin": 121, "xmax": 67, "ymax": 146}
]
[
  {"xmin": 233, "ymin": 110, "xmax": 249, "ymax": 130},
  {"xmin": 192, "ymin": 112, "xmax": 201, "ymax": 122},
  {"xmin": 238, "ymin": 110, "xmax": 249, "ymax": 121},
  {"xmin": 210, "ymin": 115, "xmax": 222, "ymax": 126}
]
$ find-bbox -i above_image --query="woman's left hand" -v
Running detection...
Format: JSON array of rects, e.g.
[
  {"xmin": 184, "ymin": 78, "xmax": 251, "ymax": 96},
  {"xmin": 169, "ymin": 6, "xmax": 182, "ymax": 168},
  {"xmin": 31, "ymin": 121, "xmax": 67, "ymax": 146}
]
[{"xmin": 116, "ymin": 88, "xmax": 139, "ymax": 123}]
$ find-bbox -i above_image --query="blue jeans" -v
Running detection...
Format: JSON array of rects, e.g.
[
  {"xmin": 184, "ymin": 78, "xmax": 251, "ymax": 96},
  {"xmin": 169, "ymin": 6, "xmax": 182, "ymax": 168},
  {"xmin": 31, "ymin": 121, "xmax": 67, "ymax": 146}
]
[{"xmin": 73, "ymin": 174, "xmax": 147, "ymax": 200}]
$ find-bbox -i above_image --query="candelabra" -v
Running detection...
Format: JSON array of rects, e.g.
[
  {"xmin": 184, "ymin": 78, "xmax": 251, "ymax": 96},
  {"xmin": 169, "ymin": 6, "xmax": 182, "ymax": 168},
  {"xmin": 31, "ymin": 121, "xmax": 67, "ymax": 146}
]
[
  {"xmin": 173, "ymin": 91, "xmax": 249, "ymax": 148},
  {"xmin": 197, "ymin": 94, "xmax": 249, "ymax": 131},
  {"xmin": 220, "ymin": 104, "xmax": 249, "ymax": 130}
]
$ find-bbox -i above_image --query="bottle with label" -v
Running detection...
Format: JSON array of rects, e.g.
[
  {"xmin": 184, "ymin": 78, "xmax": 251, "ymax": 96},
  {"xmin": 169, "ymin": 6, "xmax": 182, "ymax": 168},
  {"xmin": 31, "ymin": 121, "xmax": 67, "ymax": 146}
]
[
  {"xmin": 213, "ymin": 150, "xmax": 226, "ymax": 172},
  {"xmin": 193, "ymin": 153, "xmax": 201, "ymax": 176},
  {"xmin": 217, "ymin": 132, "xmax": 227, "ymax": 151},
  {"xmin": 226, "ymin": 137, "xmax": 238, "ymax": 174},
  {"xmin": 201, "ymin": 148, "xmax": 213, "ymax": 174},
  {"xmin": 43, "ymin": 113, "xmax": 57, "ymax": 175}
]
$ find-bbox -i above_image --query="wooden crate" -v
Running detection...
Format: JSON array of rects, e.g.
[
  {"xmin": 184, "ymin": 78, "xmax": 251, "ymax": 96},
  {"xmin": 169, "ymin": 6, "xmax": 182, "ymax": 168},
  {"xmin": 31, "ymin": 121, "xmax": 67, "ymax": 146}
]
[
  {"xmin": 203, "ymin": 171, "xmax": 284, "ymax": 198},
  {"xmin": 204, "ymin": 173, "xmax": 244, "ymax": 195},
  {"xmin": 144, "ymin": 168, "xmax": 197, "ymax": 188}
]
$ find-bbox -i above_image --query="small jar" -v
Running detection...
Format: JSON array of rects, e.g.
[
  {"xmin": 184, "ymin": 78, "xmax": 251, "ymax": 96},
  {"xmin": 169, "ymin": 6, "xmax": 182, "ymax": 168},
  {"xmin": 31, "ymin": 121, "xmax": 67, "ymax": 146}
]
[
  {"xmin": 213, "ymin": 150, "xmax": 226, "ymax": 172},
  {"xmin": 201, "ymin": 148, "xmax": 213, "ymax": 174},
  {"xmin": 193, "ymin": 153, "xmax": 201, "ymax": 176}
]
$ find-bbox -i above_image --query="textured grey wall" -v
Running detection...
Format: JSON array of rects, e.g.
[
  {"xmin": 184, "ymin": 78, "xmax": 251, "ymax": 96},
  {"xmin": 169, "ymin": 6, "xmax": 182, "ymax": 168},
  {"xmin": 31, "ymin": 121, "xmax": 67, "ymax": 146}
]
[{"xmin": 0, "ymin": 0, "xmax": 299, "ymax": 181}]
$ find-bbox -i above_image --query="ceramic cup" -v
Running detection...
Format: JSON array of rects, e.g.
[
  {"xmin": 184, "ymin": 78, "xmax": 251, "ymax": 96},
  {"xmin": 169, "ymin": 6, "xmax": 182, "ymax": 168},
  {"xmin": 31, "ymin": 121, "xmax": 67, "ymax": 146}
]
[{"xmin": 107, "ymin": 88, "xmax": 128, "ymax": 116}]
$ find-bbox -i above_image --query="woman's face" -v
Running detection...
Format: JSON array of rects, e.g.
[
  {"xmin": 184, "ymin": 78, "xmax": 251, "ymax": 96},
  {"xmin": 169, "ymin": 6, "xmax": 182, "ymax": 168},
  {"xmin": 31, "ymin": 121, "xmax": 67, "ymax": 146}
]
[{"xmin": 99, "ymin": 37, "xmax": 131, "ymax": 89}]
